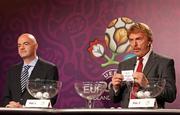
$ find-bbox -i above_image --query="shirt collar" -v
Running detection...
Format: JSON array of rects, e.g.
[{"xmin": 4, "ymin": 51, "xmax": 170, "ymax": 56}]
[
  {"xmin": 23, "ymin": 56, "xmax": 38, "ymax": 67},
  {"xmin": 137, "ymin": 48, "xmax": 152, "ymax": 61}
]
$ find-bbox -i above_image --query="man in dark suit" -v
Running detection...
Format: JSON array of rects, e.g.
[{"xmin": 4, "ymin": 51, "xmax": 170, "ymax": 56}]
[
  {"xmin": 109, "ymin": 23, "xmax": 176, "ymax": 108},
  {"xmin": 2, "ymin": 33, "xmax": 59, "ymax": 108}
]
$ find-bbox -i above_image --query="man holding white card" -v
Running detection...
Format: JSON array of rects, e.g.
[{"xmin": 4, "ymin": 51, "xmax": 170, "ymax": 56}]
[{"xmin": 110, "ymin": 23, "xmax": 176, "ymax": 108}]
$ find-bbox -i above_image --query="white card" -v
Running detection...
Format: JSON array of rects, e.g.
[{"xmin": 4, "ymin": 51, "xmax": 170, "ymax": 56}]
[
  {"xmin": 25, "ymin": 99, "xmax": 52, "ymax": 108},
  {"xmin": 128, "ymin": 98, "xmax": 156, "ymax": 108},
  {"xmin": 121, "ymin": 70, "xmax": 134, "ymax": 81}
]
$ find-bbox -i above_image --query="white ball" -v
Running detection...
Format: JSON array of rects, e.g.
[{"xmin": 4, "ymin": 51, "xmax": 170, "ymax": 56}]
[
  {"xmin": 136, "ymin": 91, "xmax": 144, "ymax": 98},
  {"xmin": 35, "ymin": 92, "xmax": 42, "ymax": 98},
  {"xmin": 43, "ymin": 92, "xmax": 50, "ymax": 98},
  {"xmin": 144, "ymin": 91, "xmax": 151, "ymax": 98}
]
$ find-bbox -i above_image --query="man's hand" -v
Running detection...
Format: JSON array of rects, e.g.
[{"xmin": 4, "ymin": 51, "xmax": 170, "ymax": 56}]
[
  {"xmin": 112, "ymin": 73, "xmax": 124, "ymax": 90},
  {"xmin": 5, "ymin": 101, "xmax": 23, "ymax": 108},
  {"xmin": 133, "ymin": 72, "xmax": 149, "ymax": 88}
]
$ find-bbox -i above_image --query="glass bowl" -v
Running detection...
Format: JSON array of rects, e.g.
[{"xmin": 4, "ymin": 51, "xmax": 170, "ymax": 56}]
[
  {"xmin": 132, "ymin": 78, "xmax": 166, "ymax": 98},
  {"xmin": 26, "ymin": 79, "xmax": 62, "ymax": 99}
]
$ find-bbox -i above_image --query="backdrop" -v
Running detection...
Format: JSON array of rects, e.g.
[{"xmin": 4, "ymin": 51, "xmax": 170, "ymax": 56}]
[{"xmin": 0, "ymin": 0, "xmax": 180, "ymax": 108}]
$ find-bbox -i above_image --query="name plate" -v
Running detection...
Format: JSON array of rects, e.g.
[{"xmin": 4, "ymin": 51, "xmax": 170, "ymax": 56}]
[
  {"xmin": 25, "ymin": 99, "xmax": 52, "ymax": 108},
  {"xmin": 128, "ymin": 98, "xmax": 156, "ymax": 108}
]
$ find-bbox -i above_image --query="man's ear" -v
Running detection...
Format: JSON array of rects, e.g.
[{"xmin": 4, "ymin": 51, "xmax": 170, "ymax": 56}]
[{"xmin": 35, "ymin": 43, "xmax": 38, "ymax": 50}]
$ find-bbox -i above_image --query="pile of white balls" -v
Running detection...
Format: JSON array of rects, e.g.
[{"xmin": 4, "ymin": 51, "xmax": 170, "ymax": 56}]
[
  {"xmin": 136, "ymin": 91, "xmax": 151, "ymax": 98},
  {"xmin": 35, "ymin": 92, "xmax": 50, "ymax": 99}
]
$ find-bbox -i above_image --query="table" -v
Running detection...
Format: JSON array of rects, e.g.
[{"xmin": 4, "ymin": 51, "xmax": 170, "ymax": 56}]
[{"xmin": 0, "ymin": 108, "xmax": 180, "ymax": 115}]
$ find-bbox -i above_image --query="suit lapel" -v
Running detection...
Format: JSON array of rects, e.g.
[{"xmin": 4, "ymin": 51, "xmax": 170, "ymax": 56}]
[
  {"xmin": 129, "ymin": 57, "xmax": 136, "ymax": 70},
  {"xmin": 143, "ymin": 52, "xmax": 157, "ymax": 77},
  {"xmin": 29, "ymin": 59, "xmax": 44, "ymax": 80},
  {"xmin": 16, "ymin": 63, "xmax": 24, "ymax": 95},
  {"xmin": 29, "ymin": 59, "xmax": 40, "ymax": 80}
]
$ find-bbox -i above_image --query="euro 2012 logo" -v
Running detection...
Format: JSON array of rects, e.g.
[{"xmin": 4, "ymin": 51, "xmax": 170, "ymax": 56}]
[{"xmin": 88, "ymin": 17, "xmax": 135, "ymax": 67}]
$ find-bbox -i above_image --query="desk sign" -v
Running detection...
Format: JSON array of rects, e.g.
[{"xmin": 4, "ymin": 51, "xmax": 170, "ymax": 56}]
[
  {"xmin": 122, "ymin": 70, "xmax": 134, "ymax": 82},
  {"xmin": 128, "ymin": 98, "xmax": 156, "ymax": 108},
  {"xmin": 25, "ymin": 99, "xmax": 52, "ymax": 108}
]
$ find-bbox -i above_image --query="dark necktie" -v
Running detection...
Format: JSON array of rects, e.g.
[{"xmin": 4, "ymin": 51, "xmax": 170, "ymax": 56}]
[
  {"xmin": 130, "ymin": 57, "xmax": 143, "ymax": 99},
  {"xmin": 21, "ymin": 65, "xmax": 31, "ymax": 92}
]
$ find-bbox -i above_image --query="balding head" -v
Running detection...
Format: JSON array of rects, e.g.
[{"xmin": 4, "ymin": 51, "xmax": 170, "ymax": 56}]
[
  {"xmin": 18, "ymin": 33, "xmax": 37, "ymax": 44},
  {"xmin": 17, "ymin": 33, "xmax": 38, "ymax": 63}
]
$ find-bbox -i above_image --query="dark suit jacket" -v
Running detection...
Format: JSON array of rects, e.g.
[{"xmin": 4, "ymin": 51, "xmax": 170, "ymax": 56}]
[
  {"xmin": 2, "ymin": 58, "xmax": 59, "ymax": 107},
  {"xmin": 109, "ymin": 51, "xmax": 176, "ymax": 108}
]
